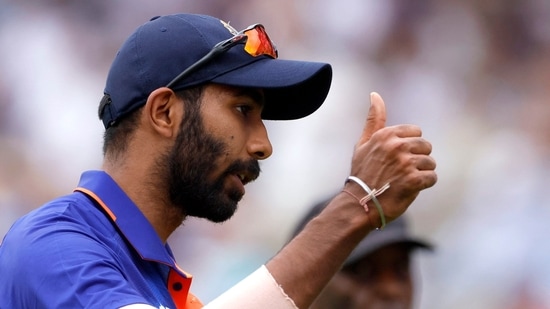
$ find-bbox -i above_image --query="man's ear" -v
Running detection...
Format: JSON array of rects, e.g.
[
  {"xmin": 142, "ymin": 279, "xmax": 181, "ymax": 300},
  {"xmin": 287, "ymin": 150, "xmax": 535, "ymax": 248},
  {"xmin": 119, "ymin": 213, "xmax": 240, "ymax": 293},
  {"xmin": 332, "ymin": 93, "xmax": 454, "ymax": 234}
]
[{"xmin": 143, "ymin": 87, "xmax": 183, "ymax": 137}]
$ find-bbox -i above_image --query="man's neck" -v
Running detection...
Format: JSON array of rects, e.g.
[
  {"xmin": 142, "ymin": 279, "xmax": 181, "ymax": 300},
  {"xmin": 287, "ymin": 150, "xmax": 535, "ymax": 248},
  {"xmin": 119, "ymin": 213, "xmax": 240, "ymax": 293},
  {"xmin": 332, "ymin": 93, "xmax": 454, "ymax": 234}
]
[{"xmin": 102, "ymin": 160, "xmax": 184, "ymax": 243}]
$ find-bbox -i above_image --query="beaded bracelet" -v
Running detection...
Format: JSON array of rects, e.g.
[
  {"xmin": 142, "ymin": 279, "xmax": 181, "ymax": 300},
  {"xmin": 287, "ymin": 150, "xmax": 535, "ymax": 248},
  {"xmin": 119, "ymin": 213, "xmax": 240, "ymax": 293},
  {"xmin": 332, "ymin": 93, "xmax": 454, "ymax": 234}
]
[{"xmin": 345, "ymin": 176, "xmax": 390, "ymax": 229}]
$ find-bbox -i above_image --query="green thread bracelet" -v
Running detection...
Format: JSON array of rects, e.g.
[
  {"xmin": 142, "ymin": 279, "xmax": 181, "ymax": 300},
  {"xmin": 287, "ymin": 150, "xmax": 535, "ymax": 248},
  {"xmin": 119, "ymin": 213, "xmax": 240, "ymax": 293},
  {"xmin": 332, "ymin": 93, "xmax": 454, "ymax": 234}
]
[{"xmin": 347, "ymin": 176, "xmax": 389, "ymax": 229}]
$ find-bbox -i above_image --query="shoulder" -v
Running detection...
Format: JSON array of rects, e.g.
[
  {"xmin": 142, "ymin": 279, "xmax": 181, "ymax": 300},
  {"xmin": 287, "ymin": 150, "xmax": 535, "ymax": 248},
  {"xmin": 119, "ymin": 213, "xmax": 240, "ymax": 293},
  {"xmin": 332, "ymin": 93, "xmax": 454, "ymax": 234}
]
[
  {"xmin": 8, "ymin": 191, "xmax": 117, "ymax": 241},
  {"xmin": 1, "ymin": 191, "xmax": 124, "ymax": 264},
  {"xmin": 0, "ymin": 192, "xmax": 118, "ymax": 272},
  {"xmin": 0, "ymin": 192, "xmax": 147, "ymax": 308}
]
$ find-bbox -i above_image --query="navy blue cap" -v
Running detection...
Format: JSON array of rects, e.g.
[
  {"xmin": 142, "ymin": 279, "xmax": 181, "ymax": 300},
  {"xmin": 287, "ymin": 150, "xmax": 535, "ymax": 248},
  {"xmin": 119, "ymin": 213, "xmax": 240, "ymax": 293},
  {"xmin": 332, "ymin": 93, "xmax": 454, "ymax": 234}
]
[
  {"xmin": 291, "ymin": 197, "xmax": 433, "ymax": 266},
  {"xmin": 99, "ymin": 13, "xmax": 333, "ymax": 129}
]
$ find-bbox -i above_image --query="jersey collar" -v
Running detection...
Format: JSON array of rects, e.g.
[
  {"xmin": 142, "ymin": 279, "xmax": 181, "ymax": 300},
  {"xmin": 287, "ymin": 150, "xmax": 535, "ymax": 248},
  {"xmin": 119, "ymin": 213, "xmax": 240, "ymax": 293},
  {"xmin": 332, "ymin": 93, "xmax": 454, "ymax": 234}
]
[{"xmin": 74, "ymin": 170, "xmax": 190, "ymax": 277}]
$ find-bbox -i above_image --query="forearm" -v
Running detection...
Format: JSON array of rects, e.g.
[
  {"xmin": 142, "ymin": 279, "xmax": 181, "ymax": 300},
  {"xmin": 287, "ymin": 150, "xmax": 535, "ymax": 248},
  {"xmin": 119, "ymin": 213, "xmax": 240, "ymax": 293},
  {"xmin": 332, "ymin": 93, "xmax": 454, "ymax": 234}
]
[
  {"xmin": 204, "ymin": 190, "xmax": 374, "ymax": 309},
  {"xmin": 203, "ymin": 192, "xmax": 373, "ymax": 308},
  {"xmin": 266, "ymin": 190, "xmax": 376, "ymax": 308}
]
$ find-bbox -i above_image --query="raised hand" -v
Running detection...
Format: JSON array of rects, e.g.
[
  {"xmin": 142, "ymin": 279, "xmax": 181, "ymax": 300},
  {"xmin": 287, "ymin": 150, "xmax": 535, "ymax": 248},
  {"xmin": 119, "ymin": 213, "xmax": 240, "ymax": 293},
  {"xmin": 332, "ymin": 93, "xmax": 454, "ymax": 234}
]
[
  {"xmin": 264, "ymin": 92, "xmax": 437, "ymax": 309},
  {"xmin": 346, "ymin": 92, "xmax": 437, "ymax": 225}
]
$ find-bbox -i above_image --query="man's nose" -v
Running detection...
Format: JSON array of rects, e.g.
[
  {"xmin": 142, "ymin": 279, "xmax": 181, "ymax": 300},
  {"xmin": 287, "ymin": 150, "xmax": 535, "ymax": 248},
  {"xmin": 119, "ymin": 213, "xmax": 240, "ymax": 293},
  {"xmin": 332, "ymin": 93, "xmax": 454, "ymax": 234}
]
[{"xmin": 248, "ymin": 121, "xmax": 273, "ymax": 160}]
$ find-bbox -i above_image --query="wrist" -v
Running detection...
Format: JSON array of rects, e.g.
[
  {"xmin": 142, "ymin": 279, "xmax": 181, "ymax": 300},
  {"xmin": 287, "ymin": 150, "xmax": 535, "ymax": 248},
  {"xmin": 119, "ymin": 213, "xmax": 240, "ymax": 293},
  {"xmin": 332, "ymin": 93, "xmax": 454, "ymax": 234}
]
[
  {"xmin": 343, "ymin": 176, "xmax": 390, "ymax": 230},
  {"xmin": 332, "ymin": 189, "xmax": 377, "ymax": 232}
]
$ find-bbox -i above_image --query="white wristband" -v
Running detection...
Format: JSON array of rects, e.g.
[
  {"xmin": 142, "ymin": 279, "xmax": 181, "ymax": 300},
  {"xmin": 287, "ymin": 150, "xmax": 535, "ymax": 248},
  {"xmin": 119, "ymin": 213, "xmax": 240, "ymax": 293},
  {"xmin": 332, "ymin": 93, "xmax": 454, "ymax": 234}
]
[{"xmin": 347, "ymin": 176, "xmax": 388, "ymax": 229}]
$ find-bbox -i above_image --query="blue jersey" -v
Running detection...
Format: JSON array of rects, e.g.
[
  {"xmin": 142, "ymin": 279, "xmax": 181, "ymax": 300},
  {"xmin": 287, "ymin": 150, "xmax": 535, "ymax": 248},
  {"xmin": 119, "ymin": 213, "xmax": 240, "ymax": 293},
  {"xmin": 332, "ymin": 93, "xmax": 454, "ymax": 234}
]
[{"xmin": 0, "ymin": 170, "xmax": 202, "ymax": 308}]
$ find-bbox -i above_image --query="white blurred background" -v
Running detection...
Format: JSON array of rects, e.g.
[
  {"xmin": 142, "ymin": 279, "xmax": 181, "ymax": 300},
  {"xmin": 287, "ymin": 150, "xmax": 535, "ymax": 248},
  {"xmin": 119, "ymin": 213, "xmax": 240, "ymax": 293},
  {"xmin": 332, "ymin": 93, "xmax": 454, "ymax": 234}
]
[{"xmin": 1, "ymin": 1, "xmax": 550, "ymax": 308}]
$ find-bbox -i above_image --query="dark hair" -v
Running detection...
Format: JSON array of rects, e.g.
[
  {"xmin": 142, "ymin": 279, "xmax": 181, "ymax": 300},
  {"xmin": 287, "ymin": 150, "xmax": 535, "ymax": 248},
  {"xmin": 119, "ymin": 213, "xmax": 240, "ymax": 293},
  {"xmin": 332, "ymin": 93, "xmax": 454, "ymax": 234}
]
[{"xmin": 101, "ymin": 85, "xmax": 205, "ymax": 159}]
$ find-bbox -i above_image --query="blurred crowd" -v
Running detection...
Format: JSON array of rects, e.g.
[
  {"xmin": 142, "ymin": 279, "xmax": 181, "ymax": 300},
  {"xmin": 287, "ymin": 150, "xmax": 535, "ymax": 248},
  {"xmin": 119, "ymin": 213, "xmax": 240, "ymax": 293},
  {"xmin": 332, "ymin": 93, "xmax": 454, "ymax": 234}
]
[{"xmin": 1, "ymin": 0, "xmax": 549, "ymax": 308}]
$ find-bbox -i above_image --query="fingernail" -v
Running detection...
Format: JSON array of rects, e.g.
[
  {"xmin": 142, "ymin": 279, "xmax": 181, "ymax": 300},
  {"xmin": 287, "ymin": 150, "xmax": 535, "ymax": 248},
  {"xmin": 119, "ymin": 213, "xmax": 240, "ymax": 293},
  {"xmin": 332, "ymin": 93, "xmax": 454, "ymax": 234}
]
[{"xmin": 370, "ymin": 92, "xmax": 376, "ymax": 104}]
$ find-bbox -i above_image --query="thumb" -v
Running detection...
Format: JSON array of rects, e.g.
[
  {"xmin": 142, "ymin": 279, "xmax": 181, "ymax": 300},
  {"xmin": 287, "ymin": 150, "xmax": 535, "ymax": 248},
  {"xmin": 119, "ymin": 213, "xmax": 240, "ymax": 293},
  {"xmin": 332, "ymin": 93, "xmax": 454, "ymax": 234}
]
[{"xmin": 358, "ymin": 92, "xmax": 387, "ymax": 144}]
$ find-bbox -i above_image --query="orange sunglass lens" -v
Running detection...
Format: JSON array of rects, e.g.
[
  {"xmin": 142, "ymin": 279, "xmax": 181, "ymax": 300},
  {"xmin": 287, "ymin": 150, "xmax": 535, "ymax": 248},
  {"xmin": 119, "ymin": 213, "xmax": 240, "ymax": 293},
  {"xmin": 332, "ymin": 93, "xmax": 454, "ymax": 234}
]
[{"xmin": 243, "ymin": 27, "xmax": 277, "ymax": 58}]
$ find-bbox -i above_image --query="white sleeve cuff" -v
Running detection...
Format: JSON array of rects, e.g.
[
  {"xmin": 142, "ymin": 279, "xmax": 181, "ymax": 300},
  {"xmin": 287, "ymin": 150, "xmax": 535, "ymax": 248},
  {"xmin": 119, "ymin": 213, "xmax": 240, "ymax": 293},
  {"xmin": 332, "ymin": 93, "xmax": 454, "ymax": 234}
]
[{"xmin": 203, "ymin": 265, "xmax": 298, "ymax": 309}]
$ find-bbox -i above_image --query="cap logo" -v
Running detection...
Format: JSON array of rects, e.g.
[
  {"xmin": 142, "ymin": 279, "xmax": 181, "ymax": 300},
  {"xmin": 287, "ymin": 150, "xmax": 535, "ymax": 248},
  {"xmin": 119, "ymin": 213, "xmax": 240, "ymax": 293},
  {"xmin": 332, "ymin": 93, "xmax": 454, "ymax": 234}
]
[{"xmin": 220, "ymin": 20, "xmax": 238, "ymax": 35}]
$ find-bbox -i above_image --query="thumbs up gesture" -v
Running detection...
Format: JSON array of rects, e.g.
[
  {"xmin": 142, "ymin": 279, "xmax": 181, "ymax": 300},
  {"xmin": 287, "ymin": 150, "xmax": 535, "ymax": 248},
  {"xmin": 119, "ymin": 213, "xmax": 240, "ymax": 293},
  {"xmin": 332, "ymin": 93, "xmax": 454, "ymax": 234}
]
[
  {"xmin": 346, "ymin": 92, "xmax": 437, "ymax": 227},
  {"xmin": 260, "ymin": 93, "xmax": 437, "ymax": 309}
]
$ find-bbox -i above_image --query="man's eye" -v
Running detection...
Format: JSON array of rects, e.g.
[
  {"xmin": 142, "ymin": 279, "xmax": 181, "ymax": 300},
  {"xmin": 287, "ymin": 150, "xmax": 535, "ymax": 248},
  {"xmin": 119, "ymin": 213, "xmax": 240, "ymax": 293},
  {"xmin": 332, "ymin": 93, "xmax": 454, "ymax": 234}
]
[{"xmin": 236, "ymin": 105, "xmax": 252, "ymax": 115}]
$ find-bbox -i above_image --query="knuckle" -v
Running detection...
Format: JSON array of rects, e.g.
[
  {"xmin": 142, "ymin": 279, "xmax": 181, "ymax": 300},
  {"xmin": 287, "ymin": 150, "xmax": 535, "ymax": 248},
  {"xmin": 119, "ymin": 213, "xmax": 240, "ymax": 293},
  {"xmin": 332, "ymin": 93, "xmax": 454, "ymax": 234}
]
[
  {"xmin": 428, "ymin": 172, "xmax": 438, "ymax": 187},
  {"xmin": 406, "ymin": 173, "xmax": 424, "ymax": 188},
  {"xmin": 385, "ymin": 138, "xmax": 407, "ymax": 155},
  {"xmin": 425, "ymin": 140, "xmax": 433, "ymax": 153},
  {"xmin": 408, "ymin": 124, "xmax": 422, "ymax": 135}
]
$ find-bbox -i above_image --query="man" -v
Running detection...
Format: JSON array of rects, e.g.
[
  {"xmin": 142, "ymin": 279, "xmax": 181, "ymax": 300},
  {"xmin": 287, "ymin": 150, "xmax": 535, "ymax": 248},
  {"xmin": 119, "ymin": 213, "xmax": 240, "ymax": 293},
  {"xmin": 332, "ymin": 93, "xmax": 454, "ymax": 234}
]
[
  {"xmin": 0, "ymin": 13, "xmax": 437, "ymax": 308},
  {"xmin": 291, "ymin": 198, "xmax": 433, "ymax": 309}
]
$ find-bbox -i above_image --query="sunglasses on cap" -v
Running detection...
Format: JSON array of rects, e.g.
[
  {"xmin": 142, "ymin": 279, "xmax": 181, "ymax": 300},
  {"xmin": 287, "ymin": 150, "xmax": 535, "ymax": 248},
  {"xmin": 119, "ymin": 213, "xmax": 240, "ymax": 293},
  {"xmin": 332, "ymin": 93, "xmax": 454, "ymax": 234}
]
[{"xmin": 166, "ymin": 23, "xmax": 278, "ymax": 89}]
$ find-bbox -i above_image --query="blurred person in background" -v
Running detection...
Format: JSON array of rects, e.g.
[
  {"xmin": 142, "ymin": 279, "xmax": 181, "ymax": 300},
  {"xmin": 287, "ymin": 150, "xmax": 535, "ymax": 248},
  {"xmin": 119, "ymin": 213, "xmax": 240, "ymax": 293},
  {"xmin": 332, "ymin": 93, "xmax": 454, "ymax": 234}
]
[{"xmin": 291, "ymin": 197, "xmax": 433, "ymax": 309}]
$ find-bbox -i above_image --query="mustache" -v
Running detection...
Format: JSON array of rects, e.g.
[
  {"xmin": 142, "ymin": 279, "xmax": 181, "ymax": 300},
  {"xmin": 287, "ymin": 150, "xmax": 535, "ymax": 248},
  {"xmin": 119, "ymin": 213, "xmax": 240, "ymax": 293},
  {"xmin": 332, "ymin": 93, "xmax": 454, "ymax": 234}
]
[{"xmin": 225, "ymin": 159, "xmax": 261, "ymax": 182}]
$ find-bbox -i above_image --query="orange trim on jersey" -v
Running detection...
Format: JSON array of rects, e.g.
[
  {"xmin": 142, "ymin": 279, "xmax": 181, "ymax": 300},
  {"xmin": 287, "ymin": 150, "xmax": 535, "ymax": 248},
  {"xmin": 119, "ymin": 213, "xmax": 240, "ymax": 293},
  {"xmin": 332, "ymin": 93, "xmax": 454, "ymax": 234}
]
[
  {"xmin": 185, "ymin": 292, "xmax": 204, "ymax": 309},
  {"xmin": 168, "ymin": 269, "xmax": 203, "ymax": 308},
  {"xmin": 74, "ymin": 187, "xmax": 117, "ymax": 221}
]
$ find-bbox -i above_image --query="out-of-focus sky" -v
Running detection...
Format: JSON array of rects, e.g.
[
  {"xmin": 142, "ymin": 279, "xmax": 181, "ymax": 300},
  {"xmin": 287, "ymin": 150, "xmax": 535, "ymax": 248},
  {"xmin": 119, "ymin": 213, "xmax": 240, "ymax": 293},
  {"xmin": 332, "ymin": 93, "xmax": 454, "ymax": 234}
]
[{"xmin": 1, "ymin": 1, "xmax": 550, "ymax": 308}]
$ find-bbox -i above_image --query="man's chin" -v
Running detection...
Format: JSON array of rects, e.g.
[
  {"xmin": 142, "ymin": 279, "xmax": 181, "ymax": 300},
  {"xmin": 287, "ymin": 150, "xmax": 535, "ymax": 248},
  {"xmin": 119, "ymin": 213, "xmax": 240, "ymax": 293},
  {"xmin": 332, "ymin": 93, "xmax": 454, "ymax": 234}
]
[
  {"xmin": 181, "ymin": 187, "xmax": 242, "ymax": 223},
  {"xmin": 204, "ymin": 197, "xmax": 240, "ymax": 223},
  {"xmin": 206, "ymin": 207, "xmax": 237, "ymax": 223}
]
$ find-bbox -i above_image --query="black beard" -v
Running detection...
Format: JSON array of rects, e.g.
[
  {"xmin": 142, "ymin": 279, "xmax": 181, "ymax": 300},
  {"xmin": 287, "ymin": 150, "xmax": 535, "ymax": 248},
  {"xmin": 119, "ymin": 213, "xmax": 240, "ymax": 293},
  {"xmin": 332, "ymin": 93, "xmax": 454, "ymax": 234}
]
[{"xmin": 159, "ymin": 106, "xmax": 260, "ymax": 223}]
